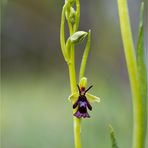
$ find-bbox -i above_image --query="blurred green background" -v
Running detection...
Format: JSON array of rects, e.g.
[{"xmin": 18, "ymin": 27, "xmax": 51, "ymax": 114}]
[{"xmin": 1, "ymin": 0, "xmax": 147, "ymax": 148}]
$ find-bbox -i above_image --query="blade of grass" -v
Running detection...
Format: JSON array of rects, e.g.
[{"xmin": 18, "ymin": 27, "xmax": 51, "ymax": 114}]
[
  {"xmin": 109, "ymin": 124, "xmax": 119, "ymax": 148},
  {"xmin": 136, "ymin": 2, "xmax": 147, "ymax": 143}
]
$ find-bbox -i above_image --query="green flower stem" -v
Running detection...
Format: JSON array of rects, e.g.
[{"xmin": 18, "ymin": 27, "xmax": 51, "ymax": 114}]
[
  {"xmin": 73, "ymin": 117, "xmax": 82, "ymax": 148},
  {"xmin": 68, "ymin": 20, "xmax": 73, "ymax": 35},
  {"xmin": 67, "ymin": 1, "xmax": 82, "ymax": 147},
  {"xmin": 68, "ymin": 45, "xmax": 82, "ymax": 148},
  {"xmin": 117, "ymin": 0, "xmax": 145, "ymax": 148},
  {"xmin": 68, "ymin": 45, "xmax": 77, "ymax": 93},
  {"xmin": 60, "ymin": 1, "xmax": 82, "ymax": 148}
]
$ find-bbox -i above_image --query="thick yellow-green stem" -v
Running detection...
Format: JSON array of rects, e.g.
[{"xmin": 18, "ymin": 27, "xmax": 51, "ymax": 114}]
[
  {"xmin": 60, "ymin": 1, "xmax": 82, "ymax": 147},
  {"xmin": 67, "ymin": 1, "xmax": 82, "ymax": 147},
  {"xmin": 73, "ymin": 118, "xmax": 81, "ymax": 148},
  {"xmin": 117, "ymin": 0, "xmax": 145, "ymax": 148},
  {"xmin": 68, "ymin": 45, "xmax": 82, "ymax": 148}
]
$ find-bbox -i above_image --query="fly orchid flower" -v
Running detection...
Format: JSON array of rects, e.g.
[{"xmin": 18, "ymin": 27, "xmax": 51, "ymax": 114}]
[{"xmin": 68, "ymin": 77, "xmax": 100, "ymax": 118}]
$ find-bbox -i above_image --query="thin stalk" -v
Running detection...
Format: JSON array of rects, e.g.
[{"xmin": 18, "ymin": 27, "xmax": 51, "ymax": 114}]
[
  {"xmin": 68, "ymin": 45, "xmax": 82, "ymax": 148},
  {"xmin": 117, "ymin": 0, "xmax": 145, "ymax": 148}
]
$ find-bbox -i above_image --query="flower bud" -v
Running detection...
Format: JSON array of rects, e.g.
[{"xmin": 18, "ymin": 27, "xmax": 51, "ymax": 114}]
[
  {"xmin": 69, "ymin": 7, "xmax": 76, "ymax": 24},
  {"xmin": 69, "ymin": 31, "xmax": 88, "ymax": 44}
]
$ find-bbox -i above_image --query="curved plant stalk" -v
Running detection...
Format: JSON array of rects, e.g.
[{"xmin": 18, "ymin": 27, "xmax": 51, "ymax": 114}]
[{"xmin": 117, "ymin": 1, "xmax": 147, "ymax": 148}]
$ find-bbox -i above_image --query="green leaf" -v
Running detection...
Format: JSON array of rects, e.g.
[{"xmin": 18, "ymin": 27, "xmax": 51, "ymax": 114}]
[
  {"xmin": 69, "ymin": 31, "xmax": 88, "ymax": 44},
  {"xmin": 136, "ymin": 2, "xmax": 147, "ymax": 132},
  {"xmin": 109, "ymin": 125, "xmax": 119, "ymax": 148}
]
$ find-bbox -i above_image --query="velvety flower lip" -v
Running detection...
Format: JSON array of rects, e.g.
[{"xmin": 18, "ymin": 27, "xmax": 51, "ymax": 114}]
[{"xmin": 73, "ymin": 85, "xmax": 93, "ymax": 118}]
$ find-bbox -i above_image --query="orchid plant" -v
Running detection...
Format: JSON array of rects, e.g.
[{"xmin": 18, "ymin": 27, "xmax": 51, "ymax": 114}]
[
  {"xmin": 60, "ymin": 0, "xmax": 100, "ymax": 148},
  {"xmin": 60, "ymin": 0, "xmax": 147, "ymax": 148}
]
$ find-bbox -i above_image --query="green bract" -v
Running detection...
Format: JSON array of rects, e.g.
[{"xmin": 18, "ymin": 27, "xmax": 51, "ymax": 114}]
[{"xmin": 69, "ymin": 31, "xmax": 88, "ymax": 44}]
